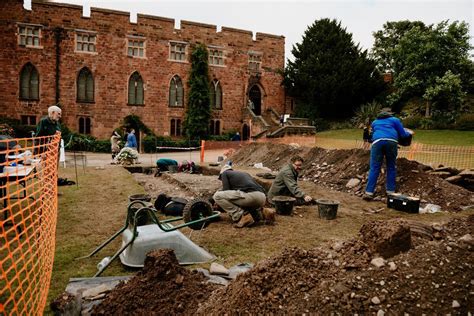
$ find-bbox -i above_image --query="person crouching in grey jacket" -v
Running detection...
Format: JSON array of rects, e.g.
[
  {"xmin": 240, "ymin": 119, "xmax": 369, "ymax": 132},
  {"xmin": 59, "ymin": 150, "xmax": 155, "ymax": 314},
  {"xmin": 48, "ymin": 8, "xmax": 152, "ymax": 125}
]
[
  {"xmin": 213, "ymin": 165, "xmax": 267, "ymax": 228},
  {"xmin": 268, "ymin": 155, "xmax": 313, "ymax": 205}
]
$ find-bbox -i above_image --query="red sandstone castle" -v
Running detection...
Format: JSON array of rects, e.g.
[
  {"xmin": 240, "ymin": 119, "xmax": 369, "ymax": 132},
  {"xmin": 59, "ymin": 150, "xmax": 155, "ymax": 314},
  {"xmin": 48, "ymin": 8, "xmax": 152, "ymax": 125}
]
[{"xmin": 0, "ymin": 0, "xmax": 290, "ymax": 141}]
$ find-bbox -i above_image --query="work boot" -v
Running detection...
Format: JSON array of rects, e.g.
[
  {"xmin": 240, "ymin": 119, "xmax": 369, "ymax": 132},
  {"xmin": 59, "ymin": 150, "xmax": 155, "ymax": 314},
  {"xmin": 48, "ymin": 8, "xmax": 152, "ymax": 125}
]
[
  {"xmin": 262, "ymin": 208, "xmax": 276, "ymax": 224},
  {"xmin": 363, "ymin": 193, "xmax": 374, "ymax": 201},
  {"xmin": 234, "ymin": 213, "xmax": 255, "ymax": 228}
]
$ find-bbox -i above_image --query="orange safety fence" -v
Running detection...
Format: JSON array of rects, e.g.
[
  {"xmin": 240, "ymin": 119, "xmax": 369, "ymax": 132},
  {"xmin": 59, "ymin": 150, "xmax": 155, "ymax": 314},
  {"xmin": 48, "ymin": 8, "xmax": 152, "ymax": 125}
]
[
  {"xmin": 1, "ymin": 133, "xmax": 60, "ymax": 315},
  {"xmin": 314, "ymin": 137, "xmax": 474, "ymax": 169},
  {"xmin": 202, "ymin": 137, "xmax": 473, "ymax": 170}
]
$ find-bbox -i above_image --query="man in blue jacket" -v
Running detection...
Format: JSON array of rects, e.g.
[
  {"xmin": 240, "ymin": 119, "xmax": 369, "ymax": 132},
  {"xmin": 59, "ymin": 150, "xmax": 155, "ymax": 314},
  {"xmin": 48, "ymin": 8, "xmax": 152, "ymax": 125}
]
[{"xmin": 363, "ymin": 108, "xmax": 412, "ymax": 200}]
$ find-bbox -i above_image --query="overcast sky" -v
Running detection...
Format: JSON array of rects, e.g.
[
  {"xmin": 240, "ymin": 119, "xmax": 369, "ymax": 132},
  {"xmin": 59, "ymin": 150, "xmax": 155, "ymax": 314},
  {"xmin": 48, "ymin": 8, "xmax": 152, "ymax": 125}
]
[{"xmin": 42, "ymin": 0, "xmax": 473, "ymax": 61}]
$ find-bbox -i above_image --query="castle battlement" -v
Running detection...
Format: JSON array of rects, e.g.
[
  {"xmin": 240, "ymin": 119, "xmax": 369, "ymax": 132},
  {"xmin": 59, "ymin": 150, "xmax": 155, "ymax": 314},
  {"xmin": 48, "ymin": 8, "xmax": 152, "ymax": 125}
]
[{"xmin": 26, "ymin": 0, "xmax": 283, "ymax": 43}]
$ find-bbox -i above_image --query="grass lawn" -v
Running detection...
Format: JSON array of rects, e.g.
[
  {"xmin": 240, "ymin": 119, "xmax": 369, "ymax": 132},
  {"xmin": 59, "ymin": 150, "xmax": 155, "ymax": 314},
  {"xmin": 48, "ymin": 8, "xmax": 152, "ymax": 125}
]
[{"xmin": 317, "ymin": 129, "xmax": 474, "ymax": 146}]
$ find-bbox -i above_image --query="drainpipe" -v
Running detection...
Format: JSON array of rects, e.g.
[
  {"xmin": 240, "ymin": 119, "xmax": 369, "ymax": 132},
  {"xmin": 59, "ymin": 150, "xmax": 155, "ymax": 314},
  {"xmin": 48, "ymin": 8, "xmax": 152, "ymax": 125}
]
[{"xmin": 54, "ymin": 27, "xmax": 64, "ymax": 105}]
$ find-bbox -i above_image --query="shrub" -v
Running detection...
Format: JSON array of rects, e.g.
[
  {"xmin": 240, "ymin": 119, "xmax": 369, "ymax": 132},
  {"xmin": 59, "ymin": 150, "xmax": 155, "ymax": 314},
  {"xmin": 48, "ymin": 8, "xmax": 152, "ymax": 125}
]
[
  {"xmin": 430, "ymin": 110, "xmax": 458, "ymax": 129},
  {"xmin": 0, "ymin": 116, "xmax": 36, "ymax": 138},
  {"xmin": 351, "ymin": 101, "xmax": 382, "ymax": 127},
  {"xmin": 455, "ymin": 113, "xmax": 474, "ymax": 130},
  {"xmin": 313, "ymin": 118, "xmax": 331, "ymax": 132},
  {"xmin": 91, "ymin": 140, "xmax": 111, "ymax": 153},
  {"xmin": 403, "ymin": 116, "xmax": 423, "ymax": 129}
]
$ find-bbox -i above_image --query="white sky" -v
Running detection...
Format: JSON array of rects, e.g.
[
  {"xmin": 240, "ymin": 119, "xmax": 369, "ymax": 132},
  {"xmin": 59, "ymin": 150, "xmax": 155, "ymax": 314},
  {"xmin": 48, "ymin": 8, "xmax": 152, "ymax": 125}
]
[{"xmin": 41, "ymin": 0, "xmax": 473, "ymax": 61}]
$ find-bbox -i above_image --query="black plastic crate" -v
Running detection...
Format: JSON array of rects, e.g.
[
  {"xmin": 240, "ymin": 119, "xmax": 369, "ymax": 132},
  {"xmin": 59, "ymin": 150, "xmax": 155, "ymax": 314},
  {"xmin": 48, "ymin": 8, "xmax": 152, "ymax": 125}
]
[{"xmin": 387, "ymin": 194, "xmax": 420, "ymax": 213}]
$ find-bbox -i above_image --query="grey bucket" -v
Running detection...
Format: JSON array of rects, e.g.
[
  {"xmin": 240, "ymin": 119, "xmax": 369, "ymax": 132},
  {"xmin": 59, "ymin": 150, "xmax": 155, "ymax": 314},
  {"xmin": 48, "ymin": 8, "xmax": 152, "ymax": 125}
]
[{"xmin": 316, "ymin": 199, "xmax": 339, "ymax": 220}]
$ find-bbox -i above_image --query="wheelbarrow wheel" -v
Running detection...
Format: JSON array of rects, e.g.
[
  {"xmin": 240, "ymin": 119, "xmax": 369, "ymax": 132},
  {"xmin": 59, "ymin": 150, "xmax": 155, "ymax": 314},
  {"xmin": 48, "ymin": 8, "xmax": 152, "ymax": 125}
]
[{"xmin": 183, "ymin": 198, "xmax": 213, "ymax": 230}]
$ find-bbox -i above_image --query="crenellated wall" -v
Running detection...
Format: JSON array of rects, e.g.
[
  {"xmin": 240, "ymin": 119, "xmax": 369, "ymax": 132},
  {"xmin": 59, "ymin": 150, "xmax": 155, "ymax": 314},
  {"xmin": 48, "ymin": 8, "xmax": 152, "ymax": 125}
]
[{"xmin": 0, "ymin": 0, "xmax": 285, "ymax": 140}]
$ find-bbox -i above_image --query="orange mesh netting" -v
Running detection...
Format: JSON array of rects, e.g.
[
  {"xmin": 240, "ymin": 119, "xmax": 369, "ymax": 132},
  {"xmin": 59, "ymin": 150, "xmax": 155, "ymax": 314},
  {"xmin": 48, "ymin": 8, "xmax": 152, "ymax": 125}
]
[{"xmin": 1, "ymin": 133, "xmax": 60, "ymax": 314}]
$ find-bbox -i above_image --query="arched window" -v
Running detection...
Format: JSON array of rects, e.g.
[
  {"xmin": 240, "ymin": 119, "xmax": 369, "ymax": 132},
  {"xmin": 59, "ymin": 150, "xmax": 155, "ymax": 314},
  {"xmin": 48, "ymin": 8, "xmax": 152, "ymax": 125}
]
[
  {"xmin": 170, "ymin": 118, "xmax": 182, "ymax": 136},
  {"xmin": 128, "ymin": 71, "xmax": 144, "ymax": 105},
  {"xmin": 210, "ymin": 80, "xmax": 222, "ymax": 109},
  {"xmin": 169, "ymin": 75, "xmax": 184, "ymax": 107},
  {"xmin": 209, "ymin": 119, "xmax": 221, "ymax": 135},
  {"xmin": 78, "ymin": 117, "xmax": 91, "ymax": 134},
  {"xmin": 77, "ymin": 67, "xmax": 94, "ymax": 102},
  {"xmin": 19, "ymin": 63, "xmax": 39, "ymax": 100}
]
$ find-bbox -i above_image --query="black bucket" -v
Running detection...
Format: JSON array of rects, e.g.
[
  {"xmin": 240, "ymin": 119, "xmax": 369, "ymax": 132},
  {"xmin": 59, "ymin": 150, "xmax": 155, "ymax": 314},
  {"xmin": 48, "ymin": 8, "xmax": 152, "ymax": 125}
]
[
  {"xmin": 129, "ymin": 194, "xmax": 152, "ymax": 202},
  {"xmin": 316, "ymin": 199, "xmax": 339, "ymax": 220},
  {"xmin": 128, "ymin": 194, "xmax": 152, "ymax": 226},
  {"xmin": 272, "ymin": 196, "xmax": 296, "ymax": 215}
]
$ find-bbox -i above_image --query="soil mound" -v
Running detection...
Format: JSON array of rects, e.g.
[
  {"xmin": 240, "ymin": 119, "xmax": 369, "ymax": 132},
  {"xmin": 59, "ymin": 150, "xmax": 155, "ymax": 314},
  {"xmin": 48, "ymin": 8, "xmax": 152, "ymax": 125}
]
[
  {"xmin": 91, "ymin": 249, "xmax": 217, "ymax": 315},
  {"xmin": 360, "ymin": 219, "xmax": 412, "ymax": 258},
  {"xmin": 231, "ymin": 143, "xmax": 473, "ymax": 211},
  {"xmin": 198, "ymin": 216, "xmax": 474, "ymax": 314}
]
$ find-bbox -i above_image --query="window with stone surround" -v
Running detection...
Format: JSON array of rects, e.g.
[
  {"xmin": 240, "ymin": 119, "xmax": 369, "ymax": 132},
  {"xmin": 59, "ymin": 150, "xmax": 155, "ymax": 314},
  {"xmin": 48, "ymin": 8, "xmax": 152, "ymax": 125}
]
[
  {"xmin": 170, "ymin": 118, "xmax": 182, "ymax": 136},
  {"xmin": 248, "ymin": 52, "xmax": 262, "ymax": 72},
  {"xmin": 169, "ymin": 75, "xmax": 184, "ymax": 107},
  {"xmin": 18, "ymin": 24, "xmax": 42, "ymax": 47},
  {"xmin": 210, "ymin": 80, "xmax": 222, "ymax": 109},
  {"xmin": 21, "ymin": 115, "xmax": 36, "ymax": 126},
  {"xmin": 19, "ymin": 63, "xmax": 39, "ymax": 101},
  {"xmin": 76, "ymin": 32, "xmax": 96, "ymax": 53},
  {"xmin": 78, "ymin": 117, "xmax": 91, "ymax": 135},
  {"xmin": 169, "ymin": 42, "xmax": 187, "ymax": 62},
  {"xmin": 209, "ymin": 48, "xmax": 225, "ymax": 66},
  {"xmin": 128, "ymin": 72, "xmax": 144, "ymax": 105},
  {"xmin": 77, "ymin": 67, "xmax": 94, "ymax": 103},
  {"xmin": 127, "ymin": 38, "xmax": 145, "ymax": 58},
  {"xmin": 209, "ymin": 119, "xmax": 221, "ymax": 135}
]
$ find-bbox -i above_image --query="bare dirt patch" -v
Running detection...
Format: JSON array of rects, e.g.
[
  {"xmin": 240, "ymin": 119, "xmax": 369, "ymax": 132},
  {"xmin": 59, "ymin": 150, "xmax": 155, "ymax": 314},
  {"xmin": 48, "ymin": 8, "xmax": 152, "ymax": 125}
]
[
  {"xmin": 198, "ymin": 216, "xmax": 474, "ymax": 315},
  {"xmin": 77, "ymin": 144, "xmax": 473, "ymax": 314},
  {"xmin": 231, "ymin": 143, "xmax": 474, "ymax": 211}
]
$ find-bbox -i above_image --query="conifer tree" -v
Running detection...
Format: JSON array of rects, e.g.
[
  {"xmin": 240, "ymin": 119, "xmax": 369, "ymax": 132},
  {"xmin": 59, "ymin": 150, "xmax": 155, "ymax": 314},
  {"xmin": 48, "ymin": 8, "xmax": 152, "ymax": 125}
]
[{"xmin": 184, "ymin": 43, "xmax": 211, "ymax": 140}]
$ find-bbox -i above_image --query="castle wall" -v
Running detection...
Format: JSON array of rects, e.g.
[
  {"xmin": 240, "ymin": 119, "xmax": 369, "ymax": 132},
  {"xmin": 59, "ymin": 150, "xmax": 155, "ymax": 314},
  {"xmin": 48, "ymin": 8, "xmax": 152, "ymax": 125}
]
[{"xmin": 0, "ymin": 0, "xmax": 285, "ymax": 139}]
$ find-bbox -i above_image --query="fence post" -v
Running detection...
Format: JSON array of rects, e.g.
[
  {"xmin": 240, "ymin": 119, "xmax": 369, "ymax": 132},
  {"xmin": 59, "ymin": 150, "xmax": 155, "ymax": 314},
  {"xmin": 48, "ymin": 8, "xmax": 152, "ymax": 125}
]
[
  {"xmin": 200, "ymin": 140, "xmax": 205, "ymax": 163},
  {"xmin": 408, "ymin": 142, "xmax": 418, "ymax": 161}
]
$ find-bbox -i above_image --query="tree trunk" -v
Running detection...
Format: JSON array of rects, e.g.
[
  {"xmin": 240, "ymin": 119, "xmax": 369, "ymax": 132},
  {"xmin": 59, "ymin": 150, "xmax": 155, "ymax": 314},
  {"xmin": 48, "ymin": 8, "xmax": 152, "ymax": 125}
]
[{"xmin": 425, "ymin": 100, "xmax": 431, "ymax": 117}]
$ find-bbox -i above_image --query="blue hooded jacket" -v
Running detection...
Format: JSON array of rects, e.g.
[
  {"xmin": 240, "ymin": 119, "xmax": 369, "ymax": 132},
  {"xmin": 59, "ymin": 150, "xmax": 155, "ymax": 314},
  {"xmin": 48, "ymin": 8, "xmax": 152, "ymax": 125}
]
[{"xmin": 371, "ymin": 114, "xmax": 410, "ymax": 143}]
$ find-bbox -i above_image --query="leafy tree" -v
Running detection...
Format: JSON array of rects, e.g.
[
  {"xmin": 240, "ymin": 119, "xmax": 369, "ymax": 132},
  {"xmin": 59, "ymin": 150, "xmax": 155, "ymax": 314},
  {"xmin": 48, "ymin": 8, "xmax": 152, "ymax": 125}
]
[
  {"xmin": 371, "ymin": 20, "xmax": 428, "ymax": 72},
  {"xmin": 374, "ymin": 20, "xmax": 473, "ymax": 116},
  {"xmin": 184, "ymin": 43, "xmax": 211, "ymax": 140},
  {"xmin": 283, "ymin": 18, "xmax": 385, "ymax": 120}
]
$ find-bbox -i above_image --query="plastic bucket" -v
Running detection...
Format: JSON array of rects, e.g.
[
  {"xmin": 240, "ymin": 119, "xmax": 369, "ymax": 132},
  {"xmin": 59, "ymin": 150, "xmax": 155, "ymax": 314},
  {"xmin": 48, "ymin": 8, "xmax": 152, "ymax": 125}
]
[
  {"xmin": 168, "ymin": 165, "xmax": 178, "ymax": 173},
  {"xmin": 316, "ymin": 199, "xmax": 339, "ymax": 220},
  {"xmin": 128, "ymin": 194, "xmax": 152, "ymax": 226},
  {"xmin": 272, "ymin": 196, "xmax": 296, "ymax": 215}
]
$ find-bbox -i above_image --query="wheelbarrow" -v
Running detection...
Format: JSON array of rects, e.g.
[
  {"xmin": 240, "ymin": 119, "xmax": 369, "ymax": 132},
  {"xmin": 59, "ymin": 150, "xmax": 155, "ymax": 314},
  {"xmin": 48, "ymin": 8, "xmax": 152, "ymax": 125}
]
[{"xmin": 79, "ymin": 197, "xmax": 220, "ymax": 277}]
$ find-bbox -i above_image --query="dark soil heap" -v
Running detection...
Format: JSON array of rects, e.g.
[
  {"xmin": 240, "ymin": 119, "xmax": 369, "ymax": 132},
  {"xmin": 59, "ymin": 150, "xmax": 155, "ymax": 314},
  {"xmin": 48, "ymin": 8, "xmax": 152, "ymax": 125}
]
[
  {"xmin": 231, "ymin": 143, "xmax": 473, "ymax": 211},
  {"xmin": 198, "ymin": 216, "xmax": 474, "ymax": 314},
  {"xmin": 91, "ymin": 249, "xmax": 217, "ymax": 315}
]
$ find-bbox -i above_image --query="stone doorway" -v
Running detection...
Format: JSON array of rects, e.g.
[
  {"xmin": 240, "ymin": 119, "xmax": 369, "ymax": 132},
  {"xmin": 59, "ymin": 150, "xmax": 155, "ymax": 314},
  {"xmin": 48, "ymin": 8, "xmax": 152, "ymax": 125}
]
[
  {"xmin": 242, "ymin": 123, "xmax": 250, "ymax": 141},
  {"xmin": 248, "ymin": 85, "xmax": 262, "ymax": 115}
]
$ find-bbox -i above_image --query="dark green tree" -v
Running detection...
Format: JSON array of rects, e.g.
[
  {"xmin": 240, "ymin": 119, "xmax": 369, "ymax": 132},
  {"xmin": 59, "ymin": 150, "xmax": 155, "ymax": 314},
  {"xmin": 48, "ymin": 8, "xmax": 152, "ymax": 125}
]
[
  {"xmin": 378, "ymin": 21, "xmax": 473, "ymax": 116},
  {"xmin": 283, "ymin": 18, "xmax": 385, "ymax": 120},
  {"xmin": 184, "ymin": 43, "xmax": 211, "ymax": 140}
]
